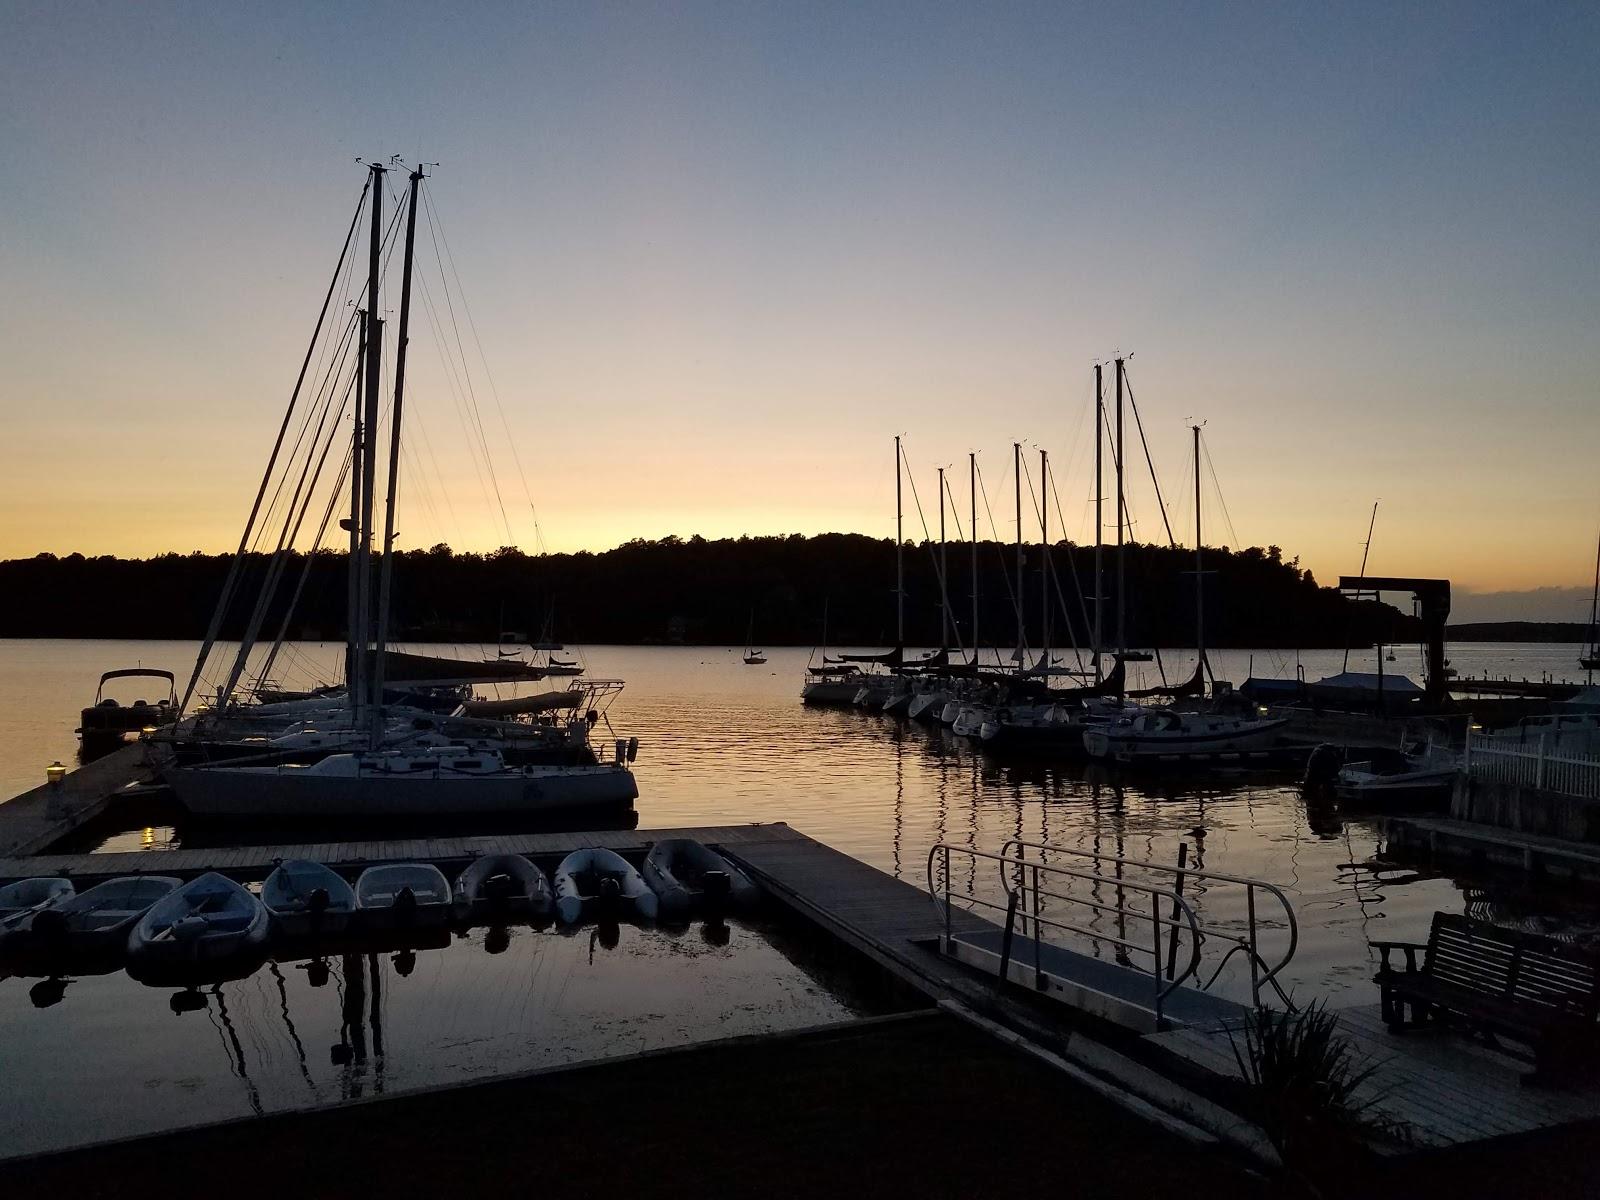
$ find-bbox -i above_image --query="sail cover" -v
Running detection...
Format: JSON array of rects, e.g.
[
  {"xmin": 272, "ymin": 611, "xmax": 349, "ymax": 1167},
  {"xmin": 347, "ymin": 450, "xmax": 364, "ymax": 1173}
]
[
  {"xmin": 457, "ymin": 689, "xmax": 584, "ymax": 718},
  {"xmin": 379, "ymin": 649, "xmax": 548, "ymax": 687},
  {"xmin": 833, "ymin": 646, "xmax": 905, "ymax": 667}
]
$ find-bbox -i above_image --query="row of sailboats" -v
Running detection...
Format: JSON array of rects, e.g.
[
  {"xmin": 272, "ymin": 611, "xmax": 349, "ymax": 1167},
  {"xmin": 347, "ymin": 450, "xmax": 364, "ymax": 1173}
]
[
  {"xmin": 803, "ymin": 358, "xmax": 1287, "ymax": 764},
  {"xmin": 161, "ymin": 162, "xmax": 639, "ymax": 821}
]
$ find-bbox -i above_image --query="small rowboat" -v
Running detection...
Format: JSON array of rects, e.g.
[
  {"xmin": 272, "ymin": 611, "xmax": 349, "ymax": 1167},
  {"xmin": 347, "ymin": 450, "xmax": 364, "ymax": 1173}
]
[
  {"xmin": 128, "ymin": 873, "xmax": 271, "ymax": 969},
  {"xmin": 262, "ymin": 860, "xmax": 357, "ymax": 937},
  {"xmin": 355, "ymin": 864, "xmax": 452, "ymax": 929},
  {"xmin": 454, "ymin": 854, "xmax": 552, "ymax": 922},
  {"xmin": 642, "ymin": 839, "xmax": 760, "ymax": 919},
  {"xmin": 1, "ymin": 876, "xmax": 180, "ymax": 965},
  {"xmin": 0, "ymin": 877, "xmax": 75, "ymax": 925},
  {"xmin": 552, "ymin": 848, "xmax": 657, "ymax": 925}
]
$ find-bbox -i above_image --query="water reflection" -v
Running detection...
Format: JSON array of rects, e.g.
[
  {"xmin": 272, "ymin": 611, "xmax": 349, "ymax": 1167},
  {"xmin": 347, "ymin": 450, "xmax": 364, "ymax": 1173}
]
[{"xmin": 0, "ymin": 914, "xmax": 883, "ymax": 1160}]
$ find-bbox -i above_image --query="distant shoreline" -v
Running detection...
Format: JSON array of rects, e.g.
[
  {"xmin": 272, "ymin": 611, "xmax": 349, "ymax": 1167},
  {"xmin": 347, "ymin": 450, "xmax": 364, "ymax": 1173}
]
[{"xmin": 1447, "ymin": 622, "xmax": 1592, "ymax": 643}]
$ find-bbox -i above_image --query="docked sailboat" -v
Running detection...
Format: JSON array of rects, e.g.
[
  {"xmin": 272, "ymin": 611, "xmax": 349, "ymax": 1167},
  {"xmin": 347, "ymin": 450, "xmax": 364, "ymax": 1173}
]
[
  {"xmin": 1083, "ymin": 422, "xmax": 1285, "ymax": 764},
  {"xmin": 161, "ymin": 163, "xmax": 640, "ymax": 822}
]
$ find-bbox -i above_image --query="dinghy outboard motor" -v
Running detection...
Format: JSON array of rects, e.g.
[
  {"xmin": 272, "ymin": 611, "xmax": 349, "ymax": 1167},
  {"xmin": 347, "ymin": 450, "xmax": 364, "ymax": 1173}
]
[
  {"xmin": 484, "ymin": 872, "xmax": 516, "ymax": 912},
  {"xmin": 1303, "ymin": 743, "xmax": 1344, "ymax": 790},
  {"xmin": 392, "ymin": 885, "xmax": 418, "ymax": 927},
  {"xmin": 597, "ymin": 874, "xmax": 622, "ymax": 918},
  {"xmin": 701, "ymin": 869, "xmax": 731, "ymax": 912}
]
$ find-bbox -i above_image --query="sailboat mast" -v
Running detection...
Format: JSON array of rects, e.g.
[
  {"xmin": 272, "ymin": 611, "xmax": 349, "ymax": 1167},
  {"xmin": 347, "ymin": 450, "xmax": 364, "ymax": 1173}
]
[
  {"xmin": 355, "ymin": 163, "xmax": 385, "ymax": 719},
  {"xmin": 1014, "ymin": 440, "xmax": 1024, "ymax": 672},
  {"xmin": 895, "ymin": 435, "xmax": 904, "ymax": 649},
  {"xmin": 1114, "ymin": 357, "xmax": 1127, "ymax": 670},
  {"xmin": 1587, "ymin": 531, "xmax": 1600, "ymax": 679},
  {"xmin": 346, "ymin": 311, "xmax": 365, "ymax": 703},
  {"xmin": 1193, "ymin": 423, "xmax": 1204, "ymax": 672},
  {"xmin": 970, "ymin": 452, "xmax": 979, "ymax": 667},
  {"xmin": 1040, "ymin": 448, "xmax": 1050, "ymax": 674},
  {"xmin": 1093, "ymin": 364, "xmax": 1104, "ymax": 682},
  {"xmin": 370, "ymin": 166, "xmax": 423, "ymax": 746},
  {"xmin": 938, "ymin": 466, "xmax": 948, "ymax": 650}
]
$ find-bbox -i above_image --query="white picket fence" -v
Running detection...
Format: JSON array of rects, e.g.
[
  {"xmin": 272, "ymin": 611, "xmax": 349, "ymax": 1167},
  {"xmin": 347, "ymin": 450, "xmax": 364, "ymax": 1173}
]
[{"xmin": 1466, "ymin": 734, "xmax": 1600, "ymax": 800}]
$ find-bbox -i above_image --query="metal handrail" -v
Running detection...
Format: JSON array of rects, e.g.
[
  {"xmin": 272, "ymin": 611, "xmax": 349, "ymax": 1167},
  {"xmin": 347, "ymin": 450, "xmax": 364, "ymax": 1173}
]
[
  {"xmin": 999, "ymin": 838, "xmax": 1299, "ymax": 1007},
  {"xmin": 926, "ymin": 843, "xmax": 1205, "ymax": 1024}
]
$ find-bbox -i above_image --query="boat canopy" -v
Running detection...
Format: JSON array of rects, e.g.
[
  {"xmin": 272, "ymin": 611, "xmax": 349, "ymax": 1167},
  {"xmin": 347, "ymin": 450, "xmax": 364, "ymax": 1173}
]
[
  {"xmin": 456, "ymin": 689, "xmax": 585, "ymax": 719},
  {"xmin": 1558, "ymin": 686, "xmax": 1600, "ymax": 713},
  {"xmin": 379, "ymin": 649, "xmax": 549, "ymax": 687},
  {"xmin": 1308, "ymin": 671, "xmax": 1424, "ymax": 697}
]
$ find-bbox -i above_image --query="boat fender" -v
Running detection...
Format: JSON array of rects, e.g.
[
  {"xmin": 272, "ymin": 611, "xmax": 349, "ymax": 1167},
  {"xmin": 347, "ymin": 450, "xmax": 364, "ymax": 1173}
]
[{"xmin": 627, "ymin": 736, "xmax": 639, "ymax": 763}]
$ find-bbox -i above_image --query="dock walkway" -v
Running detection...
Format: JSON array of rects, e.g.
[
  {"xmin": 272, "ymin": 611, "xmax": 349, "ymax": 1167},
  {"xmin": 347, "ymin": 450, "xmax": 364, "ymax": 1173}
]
[
  {"xmin": 0, "ymin": 743, "xmax": 155, "ymax": 858},
  {"xmin": 1387, "ymin": 815, "xmax": 1600, "ymax": 883},
  {"xmin": 1148, "ymin": 1001, "xmax": 1600, "ymax": 1150}
]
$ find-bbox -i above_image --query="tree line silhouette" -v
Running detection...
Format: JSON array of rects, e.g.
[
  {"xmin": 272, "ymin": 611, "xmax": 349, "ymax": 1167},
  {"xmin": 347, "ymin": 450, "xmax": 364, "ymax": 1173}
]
[{"xmin": 1, "ymin": 534, "xmax": 1414, "ymax": 649}]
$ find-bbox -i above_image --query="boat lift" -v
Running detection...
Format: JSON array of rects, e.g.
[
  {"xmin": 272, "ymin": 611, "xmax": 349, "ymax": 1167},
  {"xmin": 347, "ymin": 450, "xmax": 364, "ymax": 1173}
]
[{"xmin": 926, "ymin": 840, "xmax": 1298, "ymax": 1032}]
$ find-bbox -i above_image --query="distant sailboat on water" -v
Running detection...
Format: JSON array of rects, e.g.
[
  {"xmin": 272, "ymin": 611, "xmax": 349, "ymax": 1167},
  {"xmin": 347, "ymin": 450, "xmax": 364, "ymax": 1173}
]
[{"xmin": 743, "ymin": 611, "xmax": 766, "ymax": 665}]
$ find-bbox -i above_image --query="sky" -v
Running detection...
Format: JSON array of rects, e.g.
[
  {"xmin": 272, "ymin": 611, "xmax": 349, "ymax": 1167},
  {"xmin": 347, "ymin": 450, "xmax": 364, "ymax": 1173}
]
[{"xmin": 2, "ymin": 2, "xmax": 1597, "ymax": 617}]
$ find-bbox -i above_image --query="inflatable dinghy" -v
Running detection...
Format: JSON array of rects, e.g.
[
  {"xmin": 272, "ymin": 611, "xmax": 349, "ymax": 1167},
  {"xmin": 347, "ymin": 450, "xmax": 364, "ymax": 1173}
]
[
  {"xmin": 454, "ymin": 854, "xmax": 553, "ymax": 922},
  {"xmin": 642, "ymin": 839, "xmax": 760, "ymax": 918},
  {"xmin": 552, "ymin": 848, "xmax": 657, "ymax": 924}
]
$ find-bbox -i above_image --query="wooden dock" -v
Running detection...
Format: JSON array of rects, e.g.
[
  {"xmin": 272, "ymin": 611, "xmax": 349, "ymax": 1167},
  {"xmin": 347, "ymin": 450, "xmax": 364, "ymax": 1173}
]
[
  {"xmin": 0, "ymin": 742, "xmax": 156, "ymax": 858},
  {"xmin": 6, "ymin": 803, "xmax": 1600, "ymax": 1161},
  {"xmin": 0, "ymin": 822, "xmax": 809, "ymax": 884},
  {"xmin": 1387, "ymin": 815, "xmax": 1600, "ymax": 884},
  {"xmin": 1148, "ymin": 1002, "xmax": 1600, "ymax": 1151}
]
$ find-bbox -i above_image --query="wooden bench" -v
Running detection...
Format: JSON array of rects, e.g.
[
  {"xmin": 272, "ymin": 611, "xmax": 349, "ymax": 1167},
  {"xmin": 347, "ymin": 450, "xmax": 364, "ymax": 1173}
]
[{"xmin": 1374, "ymin": 912, "xmax": 1600, "ymax": 1083}]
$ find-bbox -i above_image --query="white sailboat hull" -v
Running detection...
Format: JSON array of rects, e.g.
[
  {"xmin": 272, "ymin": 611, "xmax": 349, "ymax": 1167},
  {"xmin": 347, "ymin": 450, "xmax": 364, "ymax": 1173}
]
[{"xmin": 167, "ymin": 761, "xmax": 638, "ymax": 819}]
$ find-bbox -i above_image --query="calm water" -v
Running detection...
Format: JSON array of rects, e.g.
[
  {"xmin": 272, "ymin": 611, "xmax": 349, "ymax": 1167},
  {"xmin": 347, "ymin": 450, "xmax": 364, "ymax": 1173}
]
[
  {"xmin": 0, "ymin": 915, "xmax": 879, "ymax": 1159},
  {"xmin": 2, "ymin": 638, "xmax": 1597, "ymax": 1157}
]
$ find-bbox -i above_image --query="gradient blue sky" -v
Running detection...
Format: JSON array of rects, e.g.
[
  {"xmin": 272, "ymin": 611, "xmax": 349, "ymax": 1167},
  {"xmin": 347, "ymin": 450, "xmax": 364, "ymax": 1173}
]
[{"xmin": 2, "ymin": 3, "xmax": 1597, "ymax": 610}]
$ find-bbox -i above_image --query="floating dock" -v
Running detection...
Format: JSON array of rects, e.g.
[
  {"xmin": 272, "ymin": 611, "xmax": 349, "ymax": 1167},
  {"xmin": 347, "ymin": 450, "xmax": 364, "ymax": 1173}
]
[{"xmin": 5, "ymin": 755, "xmax": 1600, "ymax": 1183}]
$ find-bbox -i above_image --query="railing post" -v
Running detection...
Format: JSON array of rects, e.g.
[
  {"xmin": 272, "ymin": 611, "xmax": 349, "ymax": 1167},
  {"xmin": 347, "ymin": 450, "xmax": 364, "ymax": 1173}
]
[
  {"xmin": 998, "ymin": 889, "xmax": 1019, "ymax": 990},
  {"xmin": 1030, "ymin": 864, "xmax": 1043, "ymax": 985},
  {"xmin": 1537, "ymin": 733, "xmax": 1547, "ymax": 790},
  {"xmin": 943, "ymin": 845, "xmax": 952, "ymax": 945},
  {"xmin": 1166, "ymin": 841, "xmax": 1188, "ymax": 981},
  {"xmin": 1246, "ymin": 886, "xmax": 1260, "ymax": 1003},
  {"xmin": 1152, "ymin": 891, "xmax": 1166, "ymax": 1027}
]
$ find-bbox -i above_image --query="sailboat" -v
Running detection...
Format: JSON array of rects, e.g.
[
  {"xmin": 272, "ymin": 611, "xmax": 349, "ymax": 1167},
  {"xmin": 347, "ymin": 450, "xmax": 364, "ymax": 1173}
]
[
  {"xmin": 163, "ymin": 161, "xmax": 637, "ymax": 822},
  {"xmin": 742, "ymin": 612, "xmax": 767, "ymax": 665},
  {"xmin": 1084, "ymin": 421, "xmax": 1286, "ymax": 764},
  {"xmin": 1582, "ymin": 530, "xmax": 1599, "ymax": 673}
]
